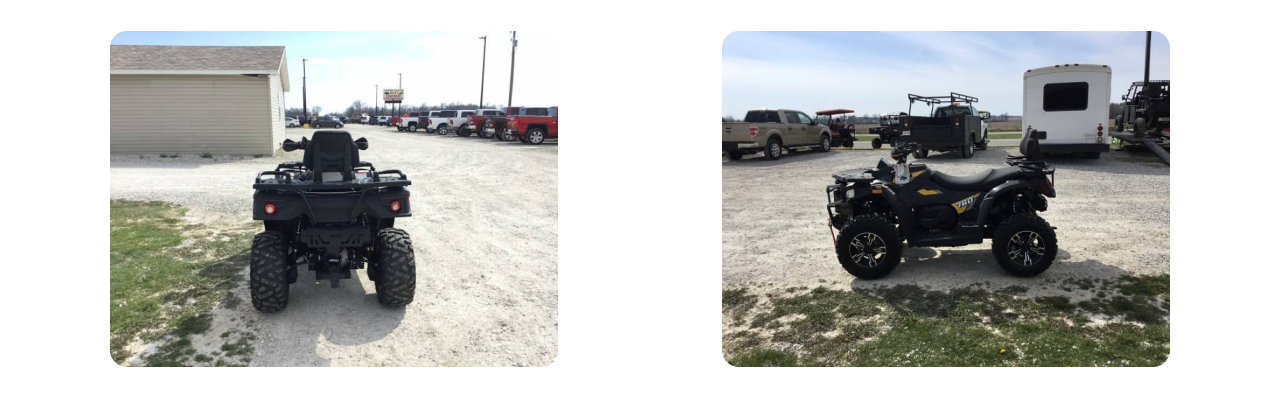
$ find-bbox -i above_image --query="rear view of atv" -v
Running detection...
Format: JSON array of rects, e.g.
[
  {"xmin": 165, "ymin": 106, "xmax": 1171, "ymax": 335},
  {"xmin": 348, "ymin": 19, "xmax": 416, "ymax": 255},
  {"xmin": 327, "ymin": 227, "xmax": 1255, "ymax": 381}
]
[
  {"xmin": 825, "ymin": 129, "xmax": 1058, "ymax": 279},
  {"xmin": 250, "ymin": 131, "xmax": 416, "ymax": 311}
]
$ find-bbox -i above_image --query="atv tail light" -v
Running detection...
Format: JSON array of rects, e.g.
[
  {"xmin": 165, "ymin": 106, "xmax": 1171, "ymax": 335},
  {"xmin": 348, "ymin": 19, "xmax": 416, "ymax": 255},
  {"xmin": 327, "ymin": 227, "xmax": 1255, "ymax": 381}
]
[
  {"xmin": 390, "ymin": 200, "xmax": 402, "ymax": 213},
  {"xmin": 264, "ymin": 203, "xmax": 276, "ymax": 215},
  {"xmin": 749, "ymin": 127, "xmax": 758, "ymax": 137}
]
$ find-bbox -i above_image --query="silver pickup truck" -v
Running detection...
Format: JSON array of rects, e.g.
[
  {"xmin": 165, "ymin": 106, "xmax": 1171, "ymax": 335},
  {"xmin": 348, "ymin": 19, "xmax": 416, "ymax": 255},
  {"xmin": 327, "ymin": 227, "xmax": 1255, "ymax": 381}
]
[{"xmin": 722, "ymin": 109, "xmax": 832, "ymax": 161}]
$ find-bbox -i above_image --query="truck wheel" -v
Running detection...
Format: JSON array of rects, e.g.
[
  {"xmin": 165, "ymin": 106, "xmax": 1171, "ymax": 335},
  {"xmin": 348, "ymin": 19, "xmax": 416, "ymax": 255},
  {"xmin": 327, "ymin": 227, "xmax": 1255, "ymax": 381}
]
[
  {"xmin": 819, "ymin": 134, "xmax": 831, "ymax": 152},
  {"xmin": 372, "ymin": 228, "xmax": 416, "ymax": 307},
  {"xmin": 527, "ymin": 128, "xmax": 546, "ymax": 144},
  {"xmin": 437, "ymin": 124, "xmax": 449, "ymax": 135},
  {"xmin": 835, "ymin": 214, "xmax": 902, "ymax": 280},
  {"xmin": 458, "ymin": 125, "xmax": 472, "ymax": 137},
  {"xmin": 408, "ymin": 124, "xmax": 417, "ymax": 132},
  {"xmin": 976, "ymin": 130, "xmax": 989, "ymax": 150},
  {"xmin": 992, "ymin": 213, "xmax": 1058, "ymax": 277},
  {"xmin": 961, "ymin": 135, "xmax": 974, "ymax": 158},
  {"xmin": 871, "ymin": 138, "xmax": 883, "ymax": 150},
  {"xmin": 765, "ymin": 137, "xmax": 783, "ymax": 160},
  {"xmin": 249, "ymin": 231, "xmax": 290, "ymax": 312},
  {"xmin": 727, "ymin": 151, "xmax": 743, "ymax": 161},
  {"xmin": 915, "ymin": 148, "xmax": 929, "ymax": 159}
]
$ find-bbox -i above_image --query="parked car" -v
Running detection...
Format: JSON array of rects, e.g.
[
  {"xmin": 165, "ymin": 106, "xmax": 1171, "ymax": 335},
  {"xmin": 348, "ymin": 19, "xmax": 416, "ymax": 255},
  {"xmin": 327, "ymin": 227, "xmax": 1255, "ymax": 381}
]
[
  {"xmin": 488, "ymin": 107, "xmax": 523, "ymax": 140},
  {"xmin": 398, "ymin": 112, "xmax": 424, "ymax": 131},
  {"xmin": 285, "ymin": 117, "xmax": 301, "ymax": 128},
  {"xmin": 312, "ymin": 117, "xmax": 344, "ymax": 129},
  {"xmin": 339, "ymin": 116, "xmax": 349, "ymax": 123},
  {"xmin": 359, "ymin": 114, "xmax": 371, "ymax": 124},
  {"xmin": 899, "ymin": 93, "xmax": 988, "ymax": 159},
  {"xmin": 377, "ymin": 116, "xmax": 390, "ymax": 126},
  {"xmin": 1022, "ymin": 64, "xmax": 1111, "ymax": 159},
  {"xmin": 507, "ymin": 106, "xmax": 559, "ymax": 144},
  {"xmin": 722, "ymin": 109, "xmax": 832, "ymax": 161},
  {"xmin": 469, "ymin": 109, "xmax": 507, "ymax": 138},
  {"xmin": 424, "ymin": 110, "xmax": 472, "ymax": 135}
]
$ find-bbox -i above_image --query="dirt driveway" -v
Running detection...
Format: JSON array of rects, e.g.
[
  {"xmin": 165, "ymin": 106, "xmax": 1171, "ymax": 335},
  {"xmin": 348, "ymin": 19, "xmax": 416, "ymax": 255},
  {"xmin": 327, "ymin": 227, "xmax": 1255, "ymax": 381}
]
[
  {"xmin": 111, "ymin": 124, "xmax": 557, "ymax": 366},
  {"xmin": 722, "ymin": 146, "xmax": 1169, "ymax": 294}
]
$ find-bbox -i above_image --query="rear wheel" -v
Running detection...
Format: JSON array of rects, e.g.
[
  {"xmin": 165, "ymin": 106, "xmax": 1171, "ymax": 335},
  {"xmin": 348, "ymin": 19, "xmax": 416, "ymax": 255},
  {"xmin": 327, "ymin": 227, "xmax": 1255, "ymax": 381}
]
[
  {"xmin": 458, "ymin": 125, "xmax": 472, "ymax": 137},
  {"xmin": 915, "ymin": 148, "xmax": 929, "ymax": 159},
  {"xmin": 727, "ymin": 151, "xmax": 743, "ymax": 161},
  {"xmin": 249, "ymin": 232, "xmax": 290, "ymax": 312},
  {"xmin": 1134, "ymin": 117, "xmax": 1148, "ymax": 138},
  {"xmin": 871, "ymin": 138, "xmax": 883, "ymax": 150},
  {"xmin": 408, "ymin": 124, "xmax": 417, "ymax": 132},
  {"xmin": 372, "ymin": 228, "xmax": 416, "ymax": 307},
  {"xmin": 1114, "ymin": 117, "xmax": 1125, "ymax": 132},
  {"xmin": 764, "ymin": 137, "xmax": 783, "ymax": 160},
  {"xmin": 835, "ymin": 214, "xmax": 902, "ymax": 280},
  {"xmin": 992, "ymin": 214, "xmax": 1058, "ymax": 277},
  {"xmin": 437, "ymin": 124, "xmax": 449, "ymax": 135},
  {"xmin": 527, "ymin": 128, "xmax": 546, "ymax": 144}
]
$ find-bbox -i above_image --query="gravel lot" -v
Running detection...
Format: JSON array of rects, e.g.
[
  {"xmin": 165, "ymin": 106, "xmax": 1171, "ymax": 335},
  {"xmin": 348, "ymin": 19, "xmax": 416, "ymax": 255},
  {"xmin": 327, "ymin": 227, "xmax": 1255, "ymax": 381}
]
[
  {"xmin": 722, "ymin": 145, "xmax": 1169, "ymax": 298},
  {"xmin": 111, "ymin": 124, "xmax": 557, "ymax": 366}
]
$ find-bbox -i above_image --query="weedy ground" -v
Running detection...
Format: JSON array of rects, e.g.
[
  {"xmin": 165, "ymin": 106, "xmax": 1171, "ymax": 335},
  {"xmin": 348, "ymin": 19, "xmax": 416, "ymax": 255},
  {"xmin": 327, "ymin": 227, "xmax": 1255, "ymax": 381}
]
[{"xmin": 723, "ymin": 274, "xmax": 1169, "ymax": 367}]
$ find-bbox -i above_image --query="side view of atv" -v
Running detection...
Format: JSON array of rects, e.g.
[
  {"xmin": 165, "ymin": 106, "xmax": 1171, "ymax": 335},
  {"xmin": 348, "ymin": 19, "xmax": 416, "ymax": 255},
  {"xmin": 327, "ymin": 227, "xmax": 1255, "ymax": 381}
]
[
  {"xmin": 250, "ymin": 131, "xmax": 416, "ymax": 312},
  {"xmin": 825, "ymin": 129, "xmax": 1058, "ymax": 279}
]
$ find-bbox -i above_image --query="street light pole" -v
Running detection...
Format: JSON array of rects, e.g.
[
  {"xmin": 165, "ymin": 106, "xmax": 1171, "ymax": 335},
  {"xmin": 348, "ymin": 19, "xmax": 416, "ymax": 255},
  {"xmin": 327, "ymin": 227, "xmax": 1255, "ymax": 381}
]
[
  {"xmin": 375, "ymin": 84, "xmax": 379, "ymax": 122},
  {"xmin": 302, "ymin": 58, "xmax": 308, "ymax": 122},
  {"xmin": 507, "ymin": 31, "xmax": 517, "ymax": 109},
  {"xmin": 479, "ymin": 35, "xmax": 487, "ymax": 108}
]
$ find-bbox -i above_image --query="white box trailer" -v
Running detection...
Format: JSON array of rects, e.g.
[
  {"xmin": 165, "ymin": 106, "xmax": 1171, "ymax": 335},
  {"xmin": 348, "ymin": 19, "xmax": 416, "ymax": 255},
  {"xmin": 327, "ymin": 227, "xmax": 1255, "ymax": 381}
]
[{"xmin": 1022, "ymin": 64, "xmax": 1112, "ymax": 159}]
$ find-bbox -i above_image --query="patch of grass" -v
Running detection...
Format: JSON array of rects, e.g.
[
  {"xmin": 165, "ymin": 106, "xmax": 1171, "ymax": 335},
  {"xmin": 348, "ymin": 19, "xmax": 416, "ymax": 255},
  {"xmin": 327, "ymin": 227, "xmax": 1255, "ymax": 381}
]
[
  {"xmin": 723, "ymin": 275, "xmax": 1169, "ymax": 367},
  {"xmin": 159, "ymin": 153, "xmax": 178, "ymax": 158},
  {"xmin": 110, "ymin": 200, "xmax": 253, "ymax": 364},
  {"xmin": 727, "ymin": 349, "xmax": 799, "ymax": 367},
  {"xmin": 199, "ymin": 152, "xmax": 213, "ymax": 159},
  {"xmin": 988, "ymin": 133, "xmax": 1024, "ymax": 140}
]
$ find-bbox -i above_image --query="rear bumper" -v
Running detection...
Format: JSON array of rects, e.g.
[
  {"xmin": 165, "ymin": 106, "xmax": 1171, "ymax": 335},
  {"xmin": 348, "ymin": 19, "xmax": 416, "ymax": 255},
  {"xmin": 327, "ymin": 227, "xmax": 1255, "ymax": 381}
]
[
  {"xmin": 722, "ymin": 141, "xmax": 762, "ymax": 151},
  {"xmin": 1041, "ymin": 143, "xmax": 1109, "ymax": 153}
]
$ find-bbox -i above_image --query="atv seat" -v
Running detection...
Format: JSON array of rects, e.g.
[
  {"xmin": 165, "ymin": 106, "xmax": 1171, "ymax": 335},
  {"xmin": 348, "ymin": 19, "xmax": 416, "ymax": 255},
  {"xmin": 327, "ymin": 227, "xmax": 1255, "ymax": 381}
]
[
  {"xmin": 929, "ymin": 167, "xmax": 1022, "ymax": 191},
  {"xmin": 303, "ymin": 131, "xmax": 361, "ymax": 183}
]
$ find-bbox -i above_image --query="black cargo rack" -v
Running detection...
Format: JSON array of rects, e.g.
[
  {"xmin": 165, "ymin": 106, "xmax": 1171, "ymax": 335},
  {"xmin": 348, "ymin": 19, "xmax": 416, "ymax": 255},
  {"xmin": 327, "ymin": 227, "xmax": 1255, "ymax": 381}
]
[{"xmin": 908, "ymin": 92, "xmax": 978, "ymax": 115}]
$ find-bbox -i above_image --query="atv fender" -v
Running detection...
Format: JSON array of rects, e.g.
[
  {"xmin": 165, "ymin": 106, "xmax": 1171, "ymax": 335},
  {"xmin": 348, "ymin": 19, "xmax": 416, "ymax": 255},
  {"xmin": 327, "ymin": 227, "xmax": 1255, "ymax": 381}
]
[
  {"xmin": 831, "ymin": 186, "xmax": 918, "ymax": 239},
  {"xmin": 975, "ymin": 180, "xmax": 1045, "ymax": 226}
]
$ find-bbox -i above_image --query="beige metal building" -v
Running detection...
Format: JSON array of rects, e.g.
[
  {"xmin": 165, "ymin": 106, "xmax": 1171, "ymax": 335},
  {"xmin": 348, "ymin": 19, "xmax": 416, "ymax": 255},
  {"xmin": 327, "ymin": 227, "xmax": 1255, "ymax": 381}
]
[{"xmin": 111, "ymin": 45, "xmax": 289, "ymax": 155}]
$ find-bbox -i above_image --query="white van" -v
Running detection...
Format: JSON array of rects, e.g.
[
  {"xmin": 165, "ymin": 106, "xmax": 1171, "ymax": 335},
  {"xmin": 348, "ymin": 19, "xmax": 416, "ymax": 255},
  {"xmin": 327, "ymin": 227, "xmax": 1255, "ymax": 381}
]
[{"xmin": 1022, "ymin": 64, "xmax": 1111, "ymax": 159}]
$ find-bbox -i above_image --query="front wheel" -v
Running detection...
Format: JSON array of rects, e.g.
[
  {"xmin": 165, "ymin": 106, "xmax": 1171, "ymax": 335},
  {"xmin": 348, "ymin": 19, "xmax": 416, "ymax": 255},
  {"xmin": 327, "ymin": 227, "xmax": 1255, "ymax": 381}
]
[
  {"xmin": 818, "ymin": 134, "xmax": 831, "ymax": 152},
  {"xmin": 437, "ymin": 124, "xmax": 449, "ymax": 135},
  {"xmin": 871, "ymin": 138, "xmax": 883, "ymax": 150},
  {"xmin": 961, "ymin": 135, "xmax": 975, "ymax": 158},
  {"xmin": 976, "ymin": 130, "xmax": 989, "ymax": 150},
  {"xmin": 915, "ymin": 148, "xmax": 929, "ymax": 159},
  {"xmin": 371, "ymin": 228, "xmax": 416, "ymax": 307},
  {"xmin": 408, "ymin": 124, "xmax": 417, "ymax": 132},
  {"xmin": 249, "ymin": 232, "xmax": 290, "ymax": 312},
  {"xmin": 458, "ymin": 125, "xmax": 473, "ymax": 137},
  {"xmin": 835, "ymin": 214, "xmax": 902, "ymax": 280},
  {"xmin": 500, "ymin": 129, "xmax": 516, "ymax": 141},
  {"xmin": 992, "ymin": 214, "xmax": 1058, "ymax": 277}
]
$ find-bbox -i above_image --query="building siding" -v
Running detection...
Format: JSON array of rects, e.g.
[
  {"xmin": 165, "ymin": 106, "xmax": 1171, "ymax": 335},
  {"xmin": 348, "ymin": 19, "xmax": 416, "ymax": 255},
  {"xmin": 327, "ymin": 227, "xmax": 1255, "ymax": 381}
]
[
  {"xmin": 268, "ymin": 73, "xmax": 286, "ymax": 153},
  {"xmin": 111, "ymin": 74, "xmax": 274, "ymax": 155}
]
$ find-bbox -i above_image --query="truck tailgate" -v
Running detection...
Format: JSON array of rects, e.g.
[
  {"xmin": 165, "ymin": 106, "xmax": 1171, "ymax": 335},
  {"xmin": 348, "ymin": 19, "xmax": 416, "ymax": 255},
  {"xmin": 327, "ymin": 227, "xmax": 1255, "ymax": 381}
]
[
  {"xmin": 722, "ymin": 122, "xmax": 758, "ymax": 142},
  {"xmin": 904, "ymin": 117, "xmax": 957, "ymax": 143}
]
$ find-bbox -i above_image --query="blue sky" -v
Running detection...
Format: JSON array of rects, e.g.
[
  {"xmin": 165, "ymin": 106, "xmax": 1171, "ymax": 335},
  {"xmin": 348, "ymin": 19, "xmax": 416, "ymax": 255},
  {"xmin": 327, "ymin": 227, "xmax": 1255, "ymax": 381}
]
[
  {"xmin": 722, "ymin": 31, "xmax": 1170, "ymax": 118},
  {"xmin": 112, "ymin": 31, "xmax": 558, "ymax": 114}
]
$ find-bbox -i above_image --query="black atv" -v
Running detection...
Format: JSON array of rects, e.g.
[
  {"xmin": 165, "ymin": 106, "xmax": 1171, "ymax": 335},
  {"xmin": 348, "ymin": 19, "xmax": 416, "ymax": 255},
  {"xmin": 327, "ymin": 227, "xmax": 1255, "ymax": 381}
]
[
  {"xmin": 250, "ymin": 131, "xmax": 416, "ymax": 312},
  {"xmin": 825, "ymin": 130, "xmax": 1058, "ymax": 279}
]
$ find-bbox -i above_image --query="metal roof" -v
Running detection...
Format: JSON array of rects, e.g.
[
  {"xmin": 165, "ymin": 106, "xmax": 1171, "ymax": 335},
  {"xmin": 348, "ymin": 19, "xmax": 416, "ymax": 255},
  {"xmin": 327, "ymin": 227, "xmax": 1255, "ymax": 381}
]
[{"xmin": 111, "ymin": 45, "xmax": 285, "ymax": 72}]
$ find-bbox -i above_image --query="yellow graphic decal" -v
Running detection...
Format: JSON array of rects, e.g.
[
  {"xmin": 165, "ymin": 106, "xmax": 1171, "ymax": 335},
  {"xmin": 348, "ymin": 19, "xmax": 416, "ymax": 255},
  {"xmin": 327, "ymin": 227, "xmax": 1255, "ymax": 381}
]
[
  {"xmin": 911, "ymin": 170, "xmax": 926, "ymax": 177},
  {"xmin": 951, "ymin": 193, "xmax": 980, "ymax": 214},
  {"xmin": 917, "ymin": 189, "xmax": 941, "ymax": 196}
]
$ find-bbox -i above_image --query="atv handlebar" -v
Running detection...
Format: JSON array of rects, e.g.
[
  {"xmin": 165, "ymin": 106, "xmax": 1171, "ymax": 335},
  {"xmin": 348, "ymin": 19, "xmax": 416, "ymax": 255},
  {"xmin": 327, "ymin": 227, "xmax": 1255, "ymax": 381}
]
[{"xmin": 890, "ymin": 141, "xmax": 920, "ymax": 162}]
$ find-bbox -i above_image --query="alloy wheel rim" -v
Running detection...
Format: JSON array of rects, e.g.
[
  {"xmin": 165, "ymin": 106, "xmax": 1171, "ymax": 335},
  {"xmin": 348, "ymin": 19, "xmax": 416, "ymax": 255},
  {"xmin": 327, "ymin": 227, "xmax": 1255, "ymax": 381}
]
[
  {"xmin": 848, "ymin": 232, "xmax": 887, "ymax": 268},
  {"xmin": 771, "ymin": 143, "xmax": 781, "ymax": 158},
  {"xmin": 531, "ymin": 131, "xmax": 543, "ymax": 142},
  {"xmin": 1007, "ymin": 230, "xmax": 1046, "ymax": 267}
]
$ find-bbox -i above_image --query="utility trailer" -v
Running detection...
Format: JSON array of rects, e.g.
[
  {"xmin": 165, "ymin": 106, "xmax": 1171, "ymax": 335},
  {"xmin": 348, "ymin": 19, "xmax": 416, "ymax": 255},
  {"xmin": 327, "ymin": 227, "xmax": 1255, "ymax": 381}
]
[
  {"xmin": 900, "ymin": 92, "xmax": 988, "ymax": 158},
  {"xmin": 1115, "ymin": 80, "xmax": 1169, "ymax": 138}
]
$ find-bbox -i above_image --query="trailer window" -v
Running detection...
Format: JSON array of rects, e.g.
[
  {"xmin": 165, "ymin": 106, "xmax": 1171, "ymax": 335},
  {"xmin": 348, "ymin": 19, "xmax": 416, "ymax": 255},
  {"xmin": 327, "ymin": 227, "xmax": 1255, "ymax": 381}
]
[{"xmin": 1043, "ymin": 82, "xmax": 1089, "ymax": 112}]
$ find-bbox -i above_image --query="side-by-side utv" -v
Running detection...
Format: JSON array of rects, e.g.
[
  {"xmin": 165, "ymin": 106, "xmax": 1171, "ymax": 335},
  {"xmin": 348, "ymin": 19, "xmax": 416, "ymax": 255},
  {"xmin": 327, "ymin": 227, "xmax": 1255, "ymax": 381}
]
[{"xmin": 250, "ymin": 131, "xmax": 416, "ymax": 312}]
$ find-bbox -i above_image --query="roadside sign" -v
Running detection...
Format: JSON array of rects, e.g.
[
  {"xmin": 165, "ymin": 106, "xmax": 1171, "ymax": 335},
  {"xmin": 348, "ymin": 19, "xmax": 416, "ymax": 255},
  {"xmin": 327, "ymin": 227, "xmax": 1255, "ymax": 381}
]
[{"xmin": 384, "ymin": 89, "xmax": 404, "ymax": 103}]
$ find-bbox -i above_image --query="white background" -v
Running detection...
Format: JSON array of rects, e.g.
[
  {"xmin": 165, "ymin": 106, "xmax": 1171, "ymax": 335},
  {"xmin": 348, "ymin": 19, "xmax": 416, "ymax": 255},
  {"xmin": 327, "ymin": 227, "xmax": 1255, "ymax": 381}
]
[{"xmin": 2, "ymin": 0, "xmax": 1277, "ymax": 397}]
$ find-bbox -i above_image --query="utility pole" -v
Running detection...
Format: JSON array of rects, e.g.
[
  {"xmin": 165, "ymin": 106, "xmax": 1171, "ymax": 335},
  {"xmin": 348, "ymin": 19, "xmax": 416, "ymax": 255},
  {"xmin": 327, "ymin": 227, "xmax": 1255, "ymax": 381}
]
[
  {"xmin": 375, "ymin": 84, "xmax": 379, "ymax": 121},
  {"xmin": 507, "ymin": 31, "xmax": 517, "ymax": 109},
  {"xmin": 479, "ymin": 35, "xmax": 487, "ymax": 108},
  {"xmin": 302, "ymin": 58, "xmax": 308, "ymax": 121},
  {"xmin": 397, "ymin": 73, "xmax": 402, "ymax": 117}
]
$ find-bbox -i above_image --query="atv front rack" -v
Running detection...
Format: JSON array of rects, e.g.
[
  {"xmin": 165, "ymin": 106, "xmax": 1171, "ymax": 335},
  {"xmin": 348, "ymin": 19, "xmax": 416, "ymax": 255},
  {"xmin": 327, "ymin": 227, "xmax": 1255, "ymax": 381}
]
[{"xmin": 253, "ymin": 169, "xmax": 409, "ymax": 190}]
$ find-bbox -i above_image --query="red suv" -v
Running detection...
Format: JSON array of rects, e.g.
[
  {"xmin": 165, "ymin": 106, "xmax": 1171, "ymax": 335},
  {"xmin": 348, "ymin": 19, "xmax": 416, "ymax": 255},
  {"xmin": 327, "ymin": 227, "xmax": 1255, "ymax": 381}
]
[{"xmin": 506, "ymin": 106, "xmax": 558, "ymax": 145}]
